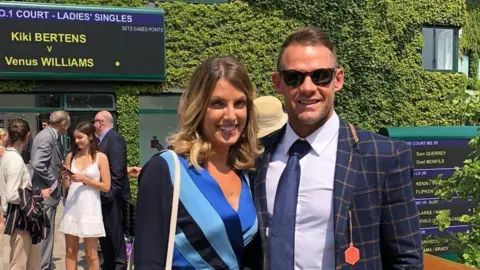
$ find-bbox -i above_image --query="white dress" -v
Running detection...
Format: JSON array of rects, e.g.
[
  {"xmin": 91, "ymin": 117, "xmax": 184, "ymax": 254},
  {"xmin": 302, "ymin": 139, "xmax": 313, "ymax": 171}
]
[{"xmin": 59, "ymin": 155, "xmax": 105, "ymax": 238}]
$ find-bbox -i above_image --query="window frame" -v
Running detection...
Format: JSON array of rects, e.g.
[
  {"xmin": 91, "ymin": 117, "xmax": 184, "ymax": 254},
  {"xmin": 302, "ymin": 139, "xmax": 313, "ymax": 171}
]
[
  {"xmin": 459, "ymin": 51, "xmax": 470, "ymax": 77},
  {"xmin": 64, "ymin": 93, "xmax": 116, "ymax": 111},
  {"xmin": 422, "ymin": 25, "xmax": 460, "ymax": 73}
]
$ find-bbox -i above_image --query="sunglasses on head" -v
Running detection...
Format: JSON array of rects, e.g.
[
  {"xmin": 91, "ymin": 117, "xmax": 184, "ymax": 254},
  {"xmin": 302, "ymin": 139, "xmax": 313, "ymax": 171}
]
[{"xmin": 279, "ymin": 68, "xmax": 337, "ymax": 88}]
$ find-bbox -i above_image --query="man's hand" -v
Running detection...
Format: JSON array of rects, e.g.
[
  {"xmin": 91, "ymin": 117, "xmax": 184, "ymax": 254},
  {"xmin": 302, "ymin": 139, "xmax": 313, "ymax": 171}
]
[{"xmin": 127, "ymin": 166, "xmax": 142, "ymax": 178}]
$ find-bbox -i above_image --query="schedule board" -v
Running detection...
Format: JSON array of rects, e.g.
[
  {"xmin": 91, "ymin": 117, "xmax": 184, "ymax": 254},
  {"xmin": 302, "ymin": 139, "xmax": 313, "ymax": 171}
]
[
  {"xmin": 0, "ymin": 2, "xmax": 165, "ymax": 81},
  {"xmin": 379, "ymin": 127, "xmax": 480, "ymax": 260}
]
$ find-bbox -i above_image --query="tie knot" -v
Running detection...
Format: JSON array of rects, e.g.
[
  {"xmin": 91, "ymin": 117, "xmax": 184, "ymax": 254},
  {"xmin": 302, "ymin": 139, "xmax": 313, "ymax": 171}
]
[{"xmin": 289, "ymin": 139, "xmax": 311, "ymax": 159}]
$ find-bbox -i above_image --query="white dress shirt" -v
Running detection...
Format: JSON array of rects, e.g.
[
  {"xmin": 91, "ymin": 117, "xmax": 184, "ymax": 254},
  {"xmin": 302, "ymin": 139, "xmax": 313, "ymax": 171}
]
[{"xmin": 266, "ymin": 112, "xmax": 339, "ymax": 270}]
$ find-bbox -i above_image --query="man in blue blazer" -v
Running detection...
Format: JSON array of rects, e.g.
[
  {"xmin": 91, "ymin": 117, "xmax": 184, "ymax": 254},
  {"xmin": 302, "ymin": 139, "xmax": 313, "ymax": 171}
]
[{"xmin": 248, "ymin": 27, "xmax": 423, "ymax": 269}]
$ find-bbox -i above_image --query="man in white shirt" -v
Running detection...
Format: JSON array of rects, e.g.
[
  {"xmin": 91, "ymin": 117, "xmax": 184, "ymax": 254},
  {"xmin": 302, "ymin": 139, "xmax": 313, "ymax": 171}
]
[{"xmin": 248, "ymin": 27, "xmax": 423, "ymax": 269}]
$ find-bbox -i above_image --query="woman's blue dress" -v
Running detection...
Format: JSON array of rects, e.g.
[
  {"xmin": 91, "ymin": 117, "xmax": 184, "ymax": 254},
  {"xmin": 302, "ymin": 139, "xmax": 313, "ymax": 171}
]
[{"xmin": 134, "ymin": 151, "xmax": 258, "ymax": 270}]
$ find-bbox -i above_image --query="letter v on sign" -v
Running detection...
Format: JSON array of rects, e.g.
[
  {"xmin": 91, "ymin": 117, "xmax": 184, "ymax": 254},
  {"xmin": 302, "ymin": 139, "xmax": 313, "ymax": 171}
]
[{"xmin": 47, "ymin": 46, "xmax": 52, "ymax": 52}]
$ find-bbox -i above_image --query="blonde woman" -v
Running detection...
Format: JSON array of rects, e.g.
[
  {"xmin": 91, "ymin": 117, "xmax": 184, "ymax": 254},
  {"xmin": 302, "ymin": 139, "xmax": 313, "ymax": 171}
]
[
  {"xmin": 0, "ymin": 127, "xmax": 7, "ymax": 161},
  {"xmin": 0, "ymin": 128, "xmax": 7, "ymax": 227},
  {"xmin": 0, "ymin": 127, "xmax": 7, "ymax": 149},
  {"xmin": 134, "ymin": 56, "xmax": 263, "ymax": 269}
]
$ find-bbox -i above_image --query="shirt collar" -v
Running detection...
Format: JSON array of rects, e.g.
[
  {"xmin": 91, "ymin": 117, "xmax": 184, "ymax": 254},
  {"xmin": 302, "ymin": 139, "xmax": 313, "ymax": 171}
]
[
  {"xmin": 48, "ymin": 126, "xmax": 58, "ymax": 140},
  {"xmin": 6, "ymin": 147, "xmax": 20, "ymax": 155},
  {"xmin": 98, "ymin": 128, "xmax": 112, "ymax": 143},
  {"xmin": 283, "ymin": 111, "xmax": 340, "ymax": 156}
]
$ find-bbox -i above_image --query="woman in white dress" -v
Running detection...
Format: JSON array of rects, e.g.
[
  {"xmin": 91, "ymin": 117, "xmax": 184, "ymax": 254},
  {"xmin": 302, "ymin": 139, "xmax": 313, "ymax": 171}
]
[{"xmin": 59, "ymin": 121, "xmax": 111, "ymax": 270}]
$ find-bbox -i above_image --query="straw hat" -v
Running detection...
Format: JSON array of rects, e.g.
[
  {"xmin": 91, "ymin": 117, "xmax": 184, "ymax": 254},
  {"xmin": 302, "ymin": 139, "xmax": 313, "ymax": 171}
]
[{"xmin": 254, "ymin": 96, "xmax": 288, "ymax": 138}]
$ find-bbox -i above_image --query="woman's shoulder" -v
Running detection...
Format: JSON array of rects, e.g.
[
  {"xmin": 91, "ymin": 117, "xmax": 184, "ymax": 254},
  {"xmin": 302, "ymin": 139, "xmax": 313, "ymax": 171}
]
[
  {"xmin": 138, "ymin": 153, "xmax": 173, "ymax": 186},
  {"xmin": 144, "ymin": 153, "xmax": 170, "ymax": 172},
  {"xmin": 2, "ymin": 149, "xmax": 24, "ymax": 166},
  {"xmin": 95, "ymin": 151, "xmax": 107, "ymax": 159},
  {"xmin": 95, "ymin": 151, "xmax": 111, "ymax": 165}
]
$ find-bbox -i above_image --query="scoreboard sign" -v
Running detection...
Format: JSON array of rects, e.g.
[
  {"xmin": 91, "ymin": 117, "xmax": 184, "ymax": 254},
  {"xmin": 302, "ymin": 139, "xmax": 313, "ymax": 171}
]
[
  {"xmin": 406, "ymin": 139, "xmax": 474, "ymax": 256},
  {"xmin": 379, "ymin": 127, "xmax": 480, "ymax": 261},
  {"xmin": 0, "ymin": 2, "xmax": 165, "ymax": 81}
]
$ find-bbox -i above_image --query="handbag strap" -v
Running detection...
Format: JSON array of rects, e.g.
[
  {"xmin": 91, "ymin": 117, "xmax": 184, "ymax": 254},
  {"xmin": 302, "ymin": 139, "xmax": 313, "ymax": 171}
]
[
  {"xmin": 165, "ymin": 150, "xmax": 181, "ymax": 270},
  {"xmin": 127, "ymin": 150, "xmax": 181, "ymax": 270}
]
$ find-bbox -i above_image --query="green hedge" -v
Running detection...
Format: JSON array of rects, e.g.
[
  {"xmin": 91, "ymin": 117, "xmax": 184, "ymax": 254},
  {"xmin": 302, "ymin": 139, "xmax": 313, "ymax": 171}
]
[
  {"xmin": 248, "ymin": 0, "xmax": 473, "ymax": 130},
  {"xmin": 157, "ymin": 2, "xmax": 298, "ymax": 94},
  {"xmin": 1, "ymin": 0, "xmax": 479, "ymax": 201},
  {"xmin": 463, "ymin": 3, "xmax": 480, "ymax": 79}
]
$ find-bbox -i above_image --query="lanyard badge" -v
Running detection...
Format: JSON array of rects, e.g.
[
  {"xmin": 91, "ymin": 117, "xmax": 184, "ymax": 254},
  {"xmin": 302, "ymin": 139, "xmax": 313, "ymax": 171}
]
[{"xmin": 345, "ymin": 211, "xmax": 360, "ymax": 265}]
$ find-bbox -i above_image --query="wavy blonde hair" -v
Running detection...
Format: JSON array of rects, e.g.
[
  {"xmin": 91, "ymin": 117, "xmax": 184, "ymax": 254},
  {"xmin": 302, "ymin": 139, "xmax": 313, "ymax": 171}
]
[
  {"xmin": 0, "ymin": 128, "xmax": 7, "ymax": 146},
  {"xmin": 168, "ymin": 56, "xmax": 263, "ymax": 170}
]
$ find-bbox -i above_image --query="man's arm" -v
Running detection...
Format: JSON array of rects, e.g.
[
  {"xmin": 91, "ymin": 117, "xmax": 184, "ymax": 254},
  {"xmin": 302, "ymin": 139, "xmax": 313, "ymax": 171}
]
[
  {"xmin": 31, "ymin": 138, "xmax": 56, "ymax": 187},
  {"xmin": 107, "ymin": 133, "xmax": 128, "ymax": 196},
  {"xmin": 380, "ymin": 141, "xmax": 423, "ymax": 269}
]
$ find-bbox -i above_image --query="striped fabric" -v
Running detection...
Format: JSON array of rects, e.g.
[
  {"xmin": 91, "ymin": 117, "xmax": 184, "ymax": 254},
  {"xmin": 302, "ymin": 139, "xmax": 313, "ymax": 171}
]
[
  {"xmin": 4, "ymin": 187, "xmax": 49, "ymax": 244},
  {"xmin": 161, "ymin": 151, "xmax": 258, "ymax": 270}
]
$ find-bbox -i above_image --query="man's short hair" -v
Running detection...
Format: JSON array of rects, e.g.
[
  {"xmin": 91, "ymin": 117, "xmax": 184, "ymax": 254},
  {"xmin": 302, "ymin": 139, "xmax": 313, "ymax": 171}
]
[
  {"xmin": 49, "ymin": 110, "xmax": 70, "ymax": 125},
  {"xmin": 277, "ymin": 27, "xmax": 337, "ymax": 71}
]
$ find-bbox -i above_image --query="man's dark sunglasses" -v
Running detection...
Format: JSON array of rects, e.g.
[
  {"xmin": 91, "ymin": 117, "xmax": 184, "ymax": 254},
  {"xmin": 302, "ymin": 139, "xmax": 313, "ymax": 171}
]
[{"xmin": 279, "ymin": 68, "xmax": 336, "ymax": 88}]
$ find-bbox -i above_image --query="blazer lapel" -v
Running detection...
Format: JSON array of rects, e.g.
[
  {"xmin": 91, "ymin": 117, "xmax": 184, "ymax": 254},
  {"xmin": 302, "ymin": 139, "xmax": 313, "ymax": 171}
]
[
  {"xmin": 48, "ymin": 127, "xmax": 62, "ymax": 161},
  {"xmin": 254, "ymin": 125, "xmax": 286, "ymax": 248},
  {"xmin": 98, "ymin": 130, "xmax": 110, "ymax": 151},
  {"xmin": 333, "ymin": 120, "xmax": 361, "ymax": 255}
]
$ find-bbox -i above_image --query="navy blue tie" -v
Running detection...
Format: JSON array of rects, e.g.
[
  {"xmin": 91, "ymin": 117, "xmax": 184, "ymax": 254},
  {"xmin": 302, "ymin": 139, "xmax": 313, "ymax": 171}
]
[{"xmin": 269, "ymin": 139, "xmax": 311, "ymax": 270}]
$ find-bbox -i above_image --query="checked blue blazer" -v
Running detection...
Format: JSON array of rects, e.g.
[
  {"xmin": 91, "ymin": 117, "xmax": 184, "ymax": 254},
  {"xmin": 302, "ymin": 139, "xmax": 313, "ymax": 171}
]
[{"xmin": 246, "ymin": 119, "xmax": 423, "ymax": 270}]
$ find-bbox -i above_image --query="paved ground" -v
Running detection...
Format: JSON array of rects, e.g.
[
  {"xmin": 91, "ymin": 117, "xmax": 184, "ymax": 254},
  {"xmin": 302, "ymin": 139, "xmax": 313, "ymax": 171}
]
[{"xmin": 1, "ymin": 204, "xmax": 88, "ymax": 269}]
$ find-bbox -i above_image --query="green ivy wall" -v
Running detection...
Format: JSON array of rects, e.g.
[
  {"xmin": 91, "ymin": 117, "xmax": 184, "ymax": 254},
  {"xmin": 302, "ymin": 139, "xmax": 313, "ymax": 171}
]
[
  {"xmin": 463, "ymin": 2, "xmax": 480, "ymax": 85},
  {"xmin": 1, "ymin": 0, "xmax": 479, "ymax": 200}
]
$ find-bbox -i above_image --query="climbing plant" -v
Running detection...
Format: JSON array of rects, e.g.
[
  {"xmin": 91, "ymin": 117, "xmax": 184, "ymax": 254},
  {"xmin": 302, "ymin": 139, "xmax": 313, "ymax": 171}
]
[{"xmin": 3, "ymin": 0, "xmax": 479, "ymax": 207}]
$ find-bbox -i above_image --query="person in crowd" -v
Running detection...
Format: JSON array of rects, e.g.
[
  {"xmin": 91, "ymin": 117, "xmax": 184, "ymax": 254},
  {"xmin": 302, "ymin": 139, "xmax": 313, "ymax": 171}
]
[
  {"xmin": 0, "ymin": 128, "xmax": 6, "ymax": 161},
  {"xmin": 0, "ymin": 127, "xmax": 7, "ymax": 227},
  {"xmin": 59, "ymin": 121, "xmax": 111, "ymax": 270},
  {"xmin": 254, "ymin": 95, "xmax": 288, "ymax": 138},
  {"xmin": 1, "ymin": 118, "xmax": 51, "ymax": 269},
  {"xmin": 31, "ymin": 110, "xmax": 70, "ymax": 270},
  {"xmin": 94, "ymin": 110, "xmax": 130, "ymax": 270},
  {"xmin": 41, "ymin": 119, "xmax": 50, "ymax": 130},
  {"xmin": 249, "ymin": 27, "xmax": 423, "ymax": 269},
  {"xmin": 134, "ymin": 56, "xmax": 263, "ymax": 269},
  {"xmin": 0, "ymin": 127, "xmax": 7, "ymax": 151}
]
